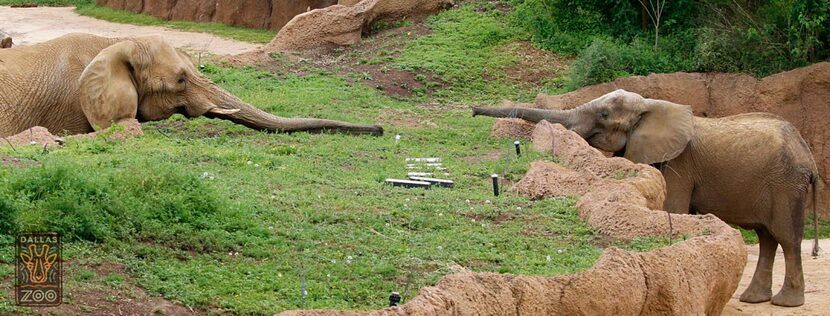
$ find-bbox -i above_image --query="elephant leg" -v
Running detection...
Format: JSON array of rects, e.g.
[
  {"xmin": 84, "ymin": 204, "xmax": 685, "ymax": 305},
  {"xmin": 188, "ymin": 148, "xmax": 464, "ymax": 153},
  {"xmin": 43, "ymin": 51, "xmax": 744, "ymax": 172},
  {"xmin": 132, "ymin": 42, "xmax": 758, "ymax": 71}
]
[
  {"xmin": 661, "ymin": 166, "xmax": 692, "ymax": 213},
  {"xmin": 771, "ymin": 238, "xmax": 805, "ymax": 306},
  {"xmin": 740, "ymin": 229, "xmax": 777, "ymax": 303}
]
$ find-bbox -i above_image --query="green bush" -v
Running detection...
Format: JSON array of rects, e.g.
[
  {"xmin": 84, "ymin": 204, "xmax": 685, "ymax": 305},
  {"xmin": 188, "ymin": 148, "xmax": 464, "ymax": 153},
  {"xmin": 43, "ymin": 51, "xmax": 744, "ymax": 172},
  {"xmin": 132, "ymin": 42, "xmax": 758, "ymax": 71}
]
[
  {"xmin": 0, "ymin": 163, "xmax": 258, "ymax": 251},
  {"xmin": 511, "ymin": 0, "xmax": 829, "ymax": 88},
  {"xmin": 567, "ymin": 32, "xmax": 698, "ymax": 88}
]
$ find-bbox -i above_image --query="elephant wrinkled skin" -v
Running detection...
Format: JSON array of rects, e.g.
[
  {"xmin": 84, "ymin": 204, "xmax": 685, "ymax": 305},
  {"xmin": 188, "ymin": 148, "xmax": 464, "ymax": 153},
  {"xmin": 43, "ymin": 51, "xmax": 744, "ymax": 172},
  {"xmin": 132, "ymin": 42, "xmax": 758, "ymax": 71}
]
[
  {"xmin": 0, "ymin": 33, "xmax": 383, "ymax": 138},
  {"xmin": 474, "ymin": 89, "xmax": 821, "ymax": 307}
]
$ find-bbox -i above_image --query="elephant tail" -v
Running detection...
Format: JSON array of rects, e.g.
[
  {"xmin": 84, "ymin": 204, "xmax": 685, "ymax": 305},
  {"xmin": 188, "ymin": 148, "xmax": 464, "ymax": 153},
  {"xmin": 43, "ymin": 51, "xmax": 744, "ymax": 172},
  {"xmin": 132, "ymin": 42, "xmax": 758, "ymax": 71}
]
[{"xmin": 812, "ymin": 174, "xmax": 821, "ymax": 257}]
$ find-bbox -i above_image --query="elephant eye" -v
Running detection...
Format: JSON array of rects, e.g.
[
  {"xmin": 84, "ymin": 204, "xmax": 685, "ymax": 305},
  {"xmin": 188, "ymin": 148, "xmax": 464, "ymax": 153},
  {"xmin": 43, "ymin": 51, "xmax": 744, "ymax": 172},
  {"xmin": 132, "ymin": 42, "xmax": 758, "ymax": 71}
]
[
  {"xmin": 177, "ymin": 76, "xmax": 187, "ymax": 85},
  {"xmin": 599, "ymin": 110, "xmax": 609, "ymax": 119}
]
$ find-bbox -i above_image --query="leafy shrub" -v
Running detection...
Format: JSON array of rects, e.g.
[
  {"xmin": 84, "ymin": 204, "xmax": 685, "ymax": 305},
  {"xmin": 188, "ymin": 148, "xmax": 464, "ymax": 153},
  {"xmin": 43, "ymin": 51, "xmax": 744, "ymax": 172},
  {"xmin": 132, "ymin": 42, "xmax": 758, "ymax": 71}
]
[
  {"xmin": 511, "ymin": 0, "xmax": 829, "ymax": 88},
  {"xmin": 0, "ymin": 163, "xmax": 258, "ymax": 251},
  {"xmin": 567, "ymin": 32, "xmax": 698, "ymax": 88}
]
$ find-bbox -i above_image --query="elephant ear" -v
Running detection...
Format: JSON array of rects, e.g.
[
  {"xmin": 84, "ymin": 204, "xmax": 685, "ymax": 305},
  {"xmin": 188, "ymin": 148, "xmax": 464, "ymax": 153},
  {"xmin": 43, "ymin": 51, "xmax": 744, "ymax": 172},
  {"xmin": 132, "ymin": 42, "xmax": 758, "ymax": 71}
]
[
  {"xmin": 78, "ymin": 41, "xmax": 139, "ymax": 130},
  {"xmin": 624, "ymin": 100, "xmax": 694, "ymax": 164}
]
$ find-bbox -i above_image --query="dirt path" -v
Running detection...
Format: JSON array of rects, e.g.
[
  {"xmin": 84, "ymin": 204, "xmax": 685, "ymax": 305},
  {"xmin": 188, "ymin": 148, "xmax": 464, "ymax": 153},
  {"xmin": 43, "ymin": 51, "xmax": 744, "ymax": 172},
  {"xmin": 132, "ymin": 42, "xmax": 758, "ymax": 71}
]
[
  {"xmin": 723, "ymin": 239, "xmax": 830, "ymax": 315},
  {"xmin": 0, "ymin": 6, "xmax": 261, "ymax": 55}
]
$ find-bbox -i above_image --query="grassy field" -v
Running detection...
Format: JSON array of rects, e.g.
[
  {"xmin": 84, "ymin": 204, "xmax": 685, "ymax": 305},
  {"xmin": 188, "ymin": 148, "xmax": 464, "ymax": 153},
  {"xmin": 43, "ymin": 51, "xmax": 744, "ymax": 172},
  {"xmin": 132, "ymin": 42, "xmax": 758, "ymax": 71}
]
[
  {"xmin": 1, "ymin": 1, "xmax": 828, "ymax": 315},
  {"xmin": 0, "ymin": 3, "xmax": 600, "ymax": 314},
  {"xmin": 0, "ymin": 0, "xmax": 275, "ymax": 43}
]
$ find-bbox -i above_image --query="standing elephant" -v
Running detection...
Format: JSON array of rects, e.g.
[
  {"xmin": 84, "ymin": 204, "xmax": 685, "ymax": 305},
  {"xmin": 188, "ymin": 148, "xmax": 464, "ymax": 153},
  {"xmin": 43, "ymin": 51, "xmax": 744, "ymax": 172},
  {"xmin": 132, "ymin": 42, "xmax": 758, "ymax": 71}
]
[
  {"xmin": 473, "ymin": 89, "xmax": 820, "ymax": 307},
  {"xmin": 0, "ymin": 33, "xmax": 382, "ymax": 138}
]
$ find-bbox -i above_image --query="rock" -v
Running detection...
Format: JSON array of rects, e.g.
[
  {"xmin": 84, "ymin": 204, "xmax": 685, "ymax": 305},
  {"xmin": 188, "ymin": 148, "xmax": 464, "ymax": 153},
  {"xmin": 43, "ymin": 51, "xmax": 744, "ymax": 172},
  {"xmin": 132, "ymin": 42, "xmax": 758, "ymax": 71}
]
[
  {"xmin": 0, "ymin": 31, "xmax": 12, "ymax": 48},
  {"xmin": 268, "ymin": 0, "xmax": 453, "ymax": 51}
]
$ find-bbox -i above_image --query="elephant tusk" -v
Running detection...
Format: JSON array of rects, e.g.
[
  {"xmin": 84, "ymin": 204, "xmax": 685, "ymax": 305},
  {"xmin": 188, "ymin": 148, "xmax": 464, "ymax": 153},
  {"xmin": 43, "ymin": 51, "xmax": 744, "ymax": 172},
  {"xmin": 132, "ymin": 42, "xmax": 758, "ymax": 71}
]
[{"xmin": 208, "ymin": 107, "xmax": 240, "ymax": 115}]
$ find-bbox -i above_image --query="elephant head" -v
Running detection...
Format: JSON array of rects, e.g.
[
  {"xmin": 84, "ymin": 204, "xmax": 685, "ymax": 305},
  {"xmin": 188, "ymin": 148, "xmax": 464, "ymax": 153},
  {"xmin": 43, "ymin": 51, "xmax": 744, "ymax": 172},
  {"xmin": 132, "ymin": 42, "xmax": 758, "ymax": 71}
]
[
  {"xmin": 78, "ymin": 35, "xmax": 383, "ymax": 136},
  {"xmin": 473, "ymin": 89, "xmax": 694, "ymax": 164}
]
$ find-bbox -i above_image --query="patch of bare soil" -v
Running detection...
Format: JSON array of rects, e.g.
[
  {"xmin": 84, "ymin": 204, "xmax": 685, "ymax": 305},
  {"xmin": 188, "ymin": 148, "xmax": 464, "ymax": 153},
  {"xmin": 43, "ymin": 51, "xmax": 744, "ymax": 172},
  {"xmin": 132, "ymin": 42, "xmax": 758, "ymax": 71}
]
[
  {"xmin": 459, "ymin": 150, "xmax": 503, "ymax": 164},
  {"xmin": 723, "ymin": 239, "xmax": 830, "ymax": 316},
  {"xmin": 0, "ymin": 156, "xmax": 40, "ymax": 168},
  {"xmin": 498, "ymin": 41, "xmax": 571, "ymax": 86},
  {"xmin": 375, "ymin": 108, "xmax": 438, "ymax": 128},
  {"xmin": 2, "ymin": 261, "xmax": 195, "ymax": 316},
  {"xmin": 0, "ymin": 6, "xmax": 260, "ymax": 56}
]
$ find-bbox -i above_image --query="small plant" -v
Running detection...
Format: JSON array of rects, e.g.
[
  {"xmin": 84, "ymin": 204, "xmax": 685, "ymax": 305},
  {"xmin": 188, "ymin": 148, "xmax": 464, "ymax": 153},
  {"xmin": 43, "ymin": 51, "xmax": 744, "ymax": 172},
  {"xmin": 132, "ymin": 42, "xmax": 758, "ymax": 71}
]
[
  {"xmin": 269, "ymin": 51, "xmax": 287, "ymax": 62},
  {"xmin": 611, "ymin": 170, "xmax": 639, "ymax": 180},
  {"xmin": 105, "ymin": 273, "xmax": 125, "ymax": 288}
]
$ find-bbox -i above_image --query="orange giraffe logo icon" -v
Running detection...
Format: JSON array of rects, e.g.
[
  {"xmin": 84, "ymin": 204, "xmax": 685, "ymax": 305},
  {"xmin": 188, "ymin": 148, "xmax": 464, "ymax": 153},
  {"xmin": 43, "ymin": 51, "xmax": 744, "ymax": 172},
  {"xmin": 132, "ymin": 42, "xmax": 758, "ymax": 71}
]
[{"xmin": 19, "ymin": 244, "xmax": 58, "ymax": 284}]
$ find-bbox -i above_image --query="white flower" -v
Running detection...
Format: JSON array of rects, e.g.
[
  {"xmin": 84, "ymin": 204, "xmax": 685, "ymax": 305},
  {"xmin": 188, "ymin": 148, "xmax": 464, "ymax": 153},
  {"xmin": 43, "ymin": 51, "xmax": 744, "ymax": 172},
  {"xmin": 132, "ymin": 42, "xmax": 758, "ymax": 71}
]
[{"xmin": 546, "ymin": 255, "xmax": 552, "ymax": 262}]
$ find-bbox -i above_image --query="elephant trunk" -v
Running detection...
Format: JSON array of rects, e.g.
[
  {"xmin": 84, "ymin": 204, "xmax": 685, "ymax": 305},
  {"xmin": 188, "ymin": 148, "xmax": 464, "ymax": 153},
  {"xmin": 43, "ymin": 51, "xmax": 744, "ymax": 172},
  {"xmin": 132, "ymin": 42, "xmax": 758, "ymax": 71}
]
[
  {"xmin": 472, "ymin": 107, "xmax": 574, "ymax": 126},
  {"xmin": 205, "ymin": 90, "xmax": 383, "ymax": 136}
]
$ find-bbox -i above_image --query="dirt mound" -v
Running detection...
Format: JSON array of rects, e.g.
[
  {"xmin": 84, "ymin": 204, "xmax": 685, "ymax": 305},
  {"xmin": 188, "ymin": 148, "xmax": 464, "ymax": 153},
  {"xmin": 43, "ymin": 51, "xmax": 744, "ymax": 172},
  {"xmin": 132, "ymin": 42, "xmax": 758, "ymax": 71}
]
[
  {"xmin": 491, "ymin": 62, "xmax": 830, "ymax": 219},
  {"xmin": 95, "ymin": 0, "xmax": 338, "ymax": 31},
  {"xmin": 0, "ymin": 119, "xmax": 144, "ymax": 150},
  {"xmin": 277, "ymin": 121, "xmax": 746, "ymax": 316},
  {"xmin": 267, "ymin": 0, "xmax": 453, "ymax": 51}
]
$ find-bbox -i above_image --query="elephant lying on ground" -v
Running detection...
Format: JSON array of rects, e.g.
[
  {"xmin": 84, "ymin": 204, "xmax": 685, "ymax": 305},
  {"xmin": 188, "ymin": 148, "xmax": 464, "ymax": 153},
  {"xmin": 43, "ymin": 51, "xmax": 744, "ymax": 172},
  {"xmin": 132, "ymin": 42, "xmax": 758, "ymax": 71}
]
[
  {"xmin": 473, "ymin": 89, "xmax": 821, "ymax": 307},
  {"xmin": 0, "ymin": 33, "xmax": 382, "ymax": 138}
]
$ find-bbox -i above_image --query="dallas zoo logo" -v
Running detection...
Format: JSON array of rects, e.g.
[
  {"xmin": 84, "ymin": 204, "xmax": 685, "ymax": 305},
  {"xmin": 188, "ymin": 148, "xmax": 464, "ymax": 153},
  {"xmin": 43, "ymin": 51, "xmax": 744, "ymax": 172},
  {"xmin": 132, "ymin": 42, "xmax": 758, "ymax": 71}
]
[{"xmin": 16, "ymin": 232, "xmax": 62, "ymax": 306}]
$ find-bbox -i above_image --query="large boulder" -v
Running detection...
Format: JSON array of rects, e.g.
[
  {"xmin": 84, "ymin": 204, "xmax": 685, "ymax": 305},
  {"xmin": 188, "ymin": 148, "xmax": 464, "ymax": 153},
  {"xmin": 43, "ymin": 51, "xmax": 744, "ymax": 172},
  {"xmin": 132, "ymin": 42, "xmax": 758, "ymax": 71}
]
[
  {"xmin": 0, "ymin": 31, "xmax": 12, "ymax": 48},
  {"xmin": 268, "ymin": 0, "xmax": 453, "ymax": 51}
]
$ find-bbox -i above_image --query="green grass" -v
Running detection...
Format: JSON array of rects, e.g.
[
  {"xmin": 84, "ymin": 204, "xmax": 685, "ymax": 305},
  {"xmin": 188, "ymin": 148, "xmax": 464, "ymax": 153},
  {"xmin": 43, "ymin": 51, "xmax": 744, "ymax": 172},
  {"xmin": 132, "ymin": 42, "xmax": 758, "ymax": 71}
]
[
  {"xmin": 737, "ymin": 219, "xmax": 830, "ymax": 245},
  {"xmin": 0, "ymin": 65, "xmax": 606, "ymax": 314},
  {"xmin": 0, "ymin": 0, "xmax": 275, "ymax": 44},
  {"xmin": 394, "ymin": 4, "xmax": 539, "ymax": 103}
]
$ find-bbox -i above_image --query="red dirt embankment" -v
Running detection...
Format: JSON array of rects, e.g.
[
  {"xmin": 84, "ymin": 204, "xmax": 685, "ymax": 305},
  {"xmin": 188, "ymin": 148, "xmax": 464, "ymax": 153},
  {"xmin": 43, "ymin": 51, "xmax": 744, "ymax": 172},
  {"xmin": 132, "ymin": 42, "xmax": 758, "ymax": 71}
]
[
  {"xmin": 95, "ymin": 0, "xmax": 338, "ymax": 31},
  {"xmin": 277, "ymin": 122, "xmax": 747, "ymax": 316},
  {"xmin": 493, "ymin": 62, "xmax": 830, "ymax": 219}
]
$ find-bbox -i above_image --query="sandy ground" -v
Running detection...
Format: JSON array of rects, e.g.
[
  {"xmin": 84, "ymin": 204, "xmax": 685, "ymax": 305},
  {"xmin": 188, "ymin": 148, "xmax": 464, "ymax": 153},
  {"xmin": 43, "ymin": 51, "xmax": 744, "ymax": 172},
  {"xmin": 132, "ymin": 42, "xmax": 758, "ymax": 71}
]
[
  {"xmin": 724, "ymin": 239, "xmax": 830, "ymax": 315},
  {"xmin": 0, "ymin": 6, "xmax": 261, "ymax": 55}
]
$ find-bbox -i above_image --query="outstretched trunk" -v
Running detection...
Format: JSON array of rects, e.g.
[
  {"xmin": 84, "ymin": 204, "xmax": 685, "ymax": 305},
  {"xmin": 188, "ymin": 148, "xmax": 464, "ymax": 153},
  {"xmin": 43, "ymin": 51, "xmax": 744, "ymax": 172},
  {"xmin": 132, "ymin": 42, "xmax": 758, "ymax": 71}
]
[
  {"xmin": 472, "ymin": 107, "xmax": 573, "ymax": 126},
  {"xmin": 206, "ymin": 89, "xmax": 383, "ymax": 136}
]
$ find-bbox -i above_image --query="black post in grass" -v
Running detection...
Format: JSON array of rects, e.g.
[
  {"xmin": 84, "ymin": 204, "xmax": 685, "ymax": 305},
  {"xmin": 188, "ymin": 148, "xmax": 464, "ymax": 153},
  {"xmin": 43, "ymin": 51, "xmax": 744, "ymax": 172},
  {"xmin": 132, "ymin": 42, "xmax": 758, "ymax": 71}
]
[
  {"xmin": 514, "ymin": 140, "xmax": 521, "ymax": 157},
  {"xmin": 389, "ymin": 292, "xmax": 402, "ymax": 307},
  {"xmin": 491, "ymin": 174, "xmax": 500, "ymax": 196}
]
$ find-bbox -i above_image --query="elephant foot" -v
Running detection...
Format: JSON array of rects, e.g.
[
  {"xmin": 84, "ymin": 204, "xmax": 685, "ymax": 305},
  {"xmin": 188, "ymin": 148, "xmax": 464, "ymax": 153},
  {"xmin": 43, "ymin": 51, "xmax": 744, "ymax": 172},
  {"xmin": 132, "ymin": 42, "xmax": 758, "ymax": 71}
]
[
  {"xmin": 739, "ymin": 287, "xmax": 772, "ymax": 303},
  {"xmin": 771, "ymin": 290, "xmax": 804, "ymax": 307}
]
